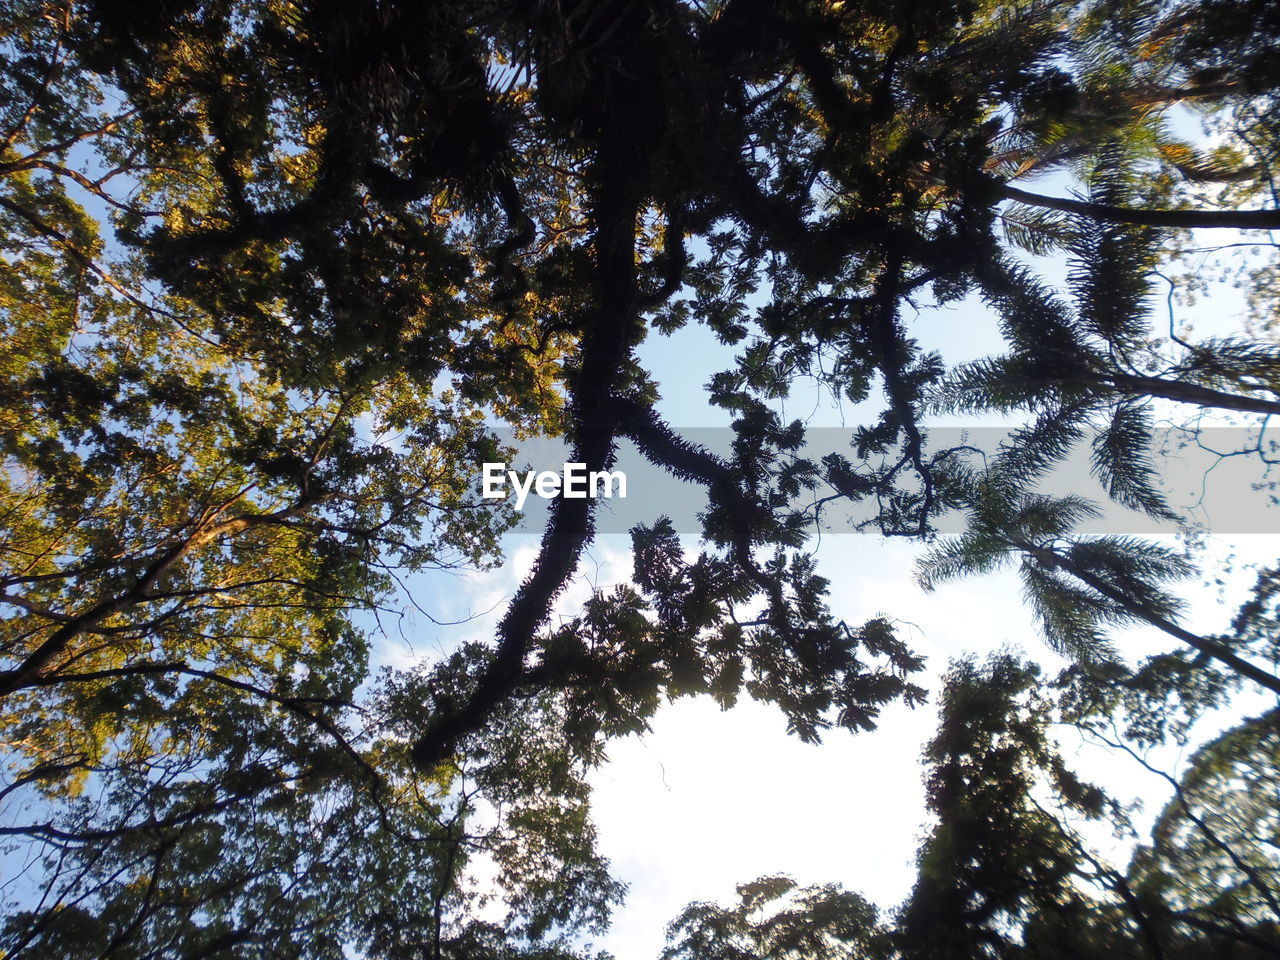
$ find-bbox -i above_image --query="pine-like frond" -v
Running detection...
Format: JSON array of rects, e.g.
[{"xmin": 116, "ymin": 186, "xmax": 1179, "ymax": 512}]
[
  {"xmin": 1001, "ymin": 203, "xmax": 1076, "ymax": 256},
  {"xmin": 1020, "ymin": 563, "xmax": 1119, "ymax": 664},
  {"xmin": 978, "ymin": 257, "xmax": 1083, "ymax": 361},
  {"xmin": 931, "ymin": 356, "xmax": 1042, "ymax": 414},
  {"xmin": 1177, "ymin": 336, "xmax": 1280, "ymax": 391},
  {"xmin": 1006, "ymin": 491, "xmax": 1105, "ymax": 541},
  {"xmin": 1066, "ymin": 146, "xmax": 1159, "ymax": 349},
  {"xmin": 992, "ymin": 401, "xmax": 1093, "ymax": 488},
  {"xmin": 1090, "ymin": 400, "xmax": 1175, "ymax": 518},
  {"xmin": 1065, "ymin": 536, "xmax": 1193, "ymax": 622},
  {"xmin": 1160, "ymin": 141, "xmax": 1259, "ymax": 184},
  {"xmin": 915, "ymin": 530, "xmax": 1013, "ymax": 592}
]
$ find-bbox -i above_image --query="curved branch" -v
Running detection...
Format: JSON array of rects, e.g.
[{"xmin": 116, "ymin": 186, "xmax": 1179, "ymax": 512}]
[
  {"xmin": 0, "ymin": 494, "xmax": 331, "ymax": 698},
  {"xmin": 410, "ymin": 95, "xmax": 649, "ymax": 769}
]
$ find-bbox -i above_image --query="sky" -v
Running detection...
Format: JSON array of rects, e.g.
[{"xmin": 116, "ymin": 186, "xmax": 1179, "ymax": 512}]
[
  {"xmin": 375, "ymin": 253, "xmax": 1280, "ymax": 958},
  {"xmin": 584, "ymin": 534, "xmax": 1276, "ymax": 959},
  {"xmin": 30, "ymin": 90, "xmax": 1259, "ymax": 956},
  {"xmin": 6, "ymin": 67, "xmax": 1274, "ymax": 958},
  {"xmin": 391, "ymin": 522, "xmax": 1276, "ymax": 960}
]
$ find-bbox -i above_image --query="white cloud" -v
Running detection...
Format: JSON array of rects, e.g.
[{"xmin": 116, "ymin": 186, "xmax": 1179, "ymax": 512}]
[
  {"xmin": 589, "ymin": 694, "xmax": 934, "ymax": 960},
  {"xmin": 394, "ymin": 520, "xmax": 1277, "ymax": 959}
]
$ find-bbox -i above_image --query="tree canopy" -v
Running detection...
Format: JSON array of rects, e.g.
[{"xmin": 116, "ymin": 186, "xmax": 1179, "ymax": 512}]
[{"xmin": 2, "ymin": 0, "xmax": 1279, "ymax": 956}]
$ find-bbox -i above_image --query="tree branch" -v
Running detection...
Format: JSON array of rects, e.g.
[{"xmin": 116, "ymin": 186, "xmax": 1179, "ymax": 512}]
[{"xmin": 1003, "ymin": 185, "xmax": 1280, "ymax": 230}]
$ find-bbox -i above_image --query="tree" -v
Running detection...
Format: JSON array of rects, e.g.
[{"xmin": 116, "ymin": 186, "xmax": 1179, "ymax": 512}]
[
  {"xmin": 1, "ymin": 675, "xmax": 627, "ymax": 958},
  {"xmin": 663, "ymin": 875, "xmax": 890, "ymax": 960},
  {"xmin": 2, "ymin": 2, "xmax": 618, "ymax": 955},
  {"xmin": 662, "ymin": 654, "xmax": 1280, "ymax": 959},
  {"xmin": 916, "ymin": 480, "xmax": 1280, "ymax": 694},
  {"xmin": 896, "ymin": 655, "xmax": 1141, "ymax": 960},
  {"xmin": 4, "ymin": 0, "xmax": 1280, "ymax": 954},
  {"xmin": 1127, "ymin": 710, "xmax": 1280, "ymax": 948}
]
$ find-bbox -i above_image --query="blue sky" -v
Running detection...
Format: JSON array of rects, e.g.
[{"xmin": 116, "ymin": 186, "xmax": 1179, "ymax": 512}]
[{"xmin": 376, "ymin": 236, "xmax": 1280, "ymax": 956}]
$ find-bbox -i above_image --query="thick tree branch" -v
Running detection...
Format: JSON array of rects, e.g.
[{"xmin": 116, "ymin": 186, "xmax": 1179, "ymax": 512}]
[
  {"xmin": 1003, "ymin": 185, "xmax": 1280, "ymax": 230},
  {"xmin": 410, "ymin": 72, "xmax": 651, "ymax": 768},
  {"xmin": 1034, "ymin": 546, "xmax": 1280, "ymax": 697},
  {"xmin": 1106, "ymin": 372, "xmax": 1280, "ymax": 417}
]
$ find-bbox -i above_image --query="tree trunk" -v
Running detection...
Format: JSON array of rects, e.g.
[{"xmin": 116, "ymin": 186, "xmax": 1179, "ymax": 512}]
[
  {"xmin": 1108, "ymin": 372, "xmax": 1280, "ymax": 417},
  {"xmin": 1059, "ymin": 556, "xmax": 1280, "ymax": 697},
  {"xmin": 1003, "ymin": 185, "xmax": 1280, "ymax": 230}
]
